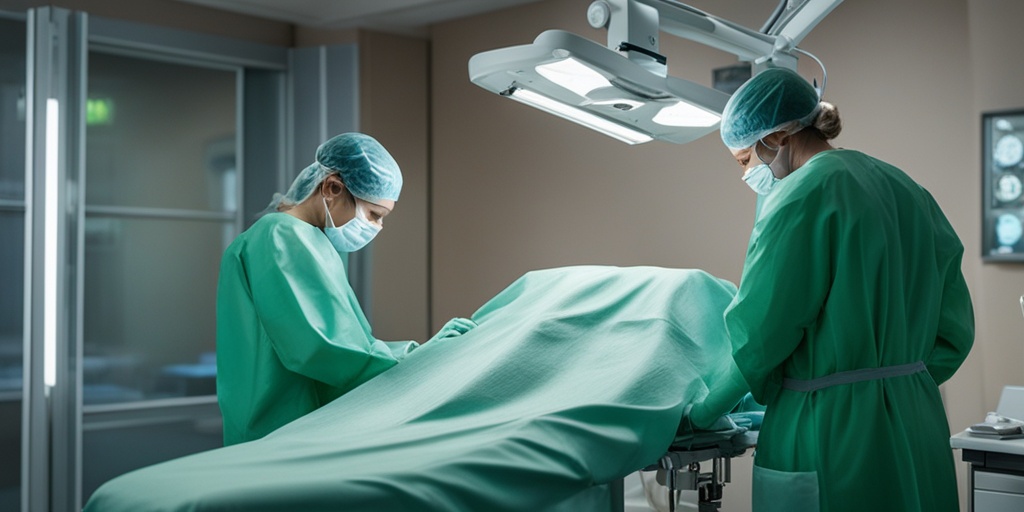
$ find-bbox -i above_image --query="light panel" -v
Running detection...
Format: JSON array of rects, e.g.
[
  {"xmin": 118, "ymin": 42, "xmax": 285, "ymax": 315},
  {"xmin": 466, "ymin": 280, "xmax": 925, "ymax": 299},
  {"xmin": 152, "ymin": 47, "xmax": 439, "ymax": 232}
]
[
  {"xmin": 535, "ymin": 57, "xmax": 612, "ymax": 98},
  {"xmin": 507, "ymin": 88, "xmax": 653, "ymax": 144},
  {"xmin": 653, "ymin": 100, "xmax": 720, "ymax": 127},
  {"xmin": 44, "ymin": 98, "xmax": 59, "ymax": 388}
]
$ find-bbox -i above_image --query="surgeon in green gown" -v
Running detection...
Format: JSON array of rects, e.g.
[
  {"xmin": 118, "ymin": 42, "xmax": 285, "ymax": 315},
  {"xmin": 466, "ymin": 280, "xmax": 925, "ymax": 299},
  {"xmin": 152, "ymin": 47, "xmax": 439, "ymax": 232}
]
[
  {"xmin": 216, "ymin": 133, "xmax": 473, "ymax": 446},
  {"xmin": 691, "ymin": 68, "xmax": 974, "ymax": 512}
]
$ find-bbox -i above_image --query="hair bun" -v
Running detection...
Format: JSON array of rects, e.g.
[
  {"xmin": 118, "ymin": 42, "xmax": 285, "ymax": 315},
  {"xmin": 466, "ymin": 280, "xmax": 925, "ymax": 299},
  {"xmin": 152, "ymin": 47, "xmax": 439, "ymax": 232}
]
[{"xmin": 814, "ymin": 101, "xmax": 842, "ymax": 140}]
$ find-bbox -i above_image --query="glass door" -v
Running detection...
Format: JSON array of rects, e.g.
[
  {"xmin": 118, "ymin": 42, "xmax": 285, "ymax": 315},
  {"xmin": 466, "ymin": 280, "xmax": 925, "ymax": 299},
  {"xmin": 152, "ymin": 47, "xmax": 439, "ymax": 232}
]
[
  {"xmin": 74, "ymin": 15, "xmax": 289, "ymax": 505},
  {"xmin": 0, "ymin": 12, "xmax": 26, "ymax": 512},
  {"xmin": 18, "ymin": 8, "xmax": 288, "ymax": 509},
  {"xmin": 80, "ymin": 49, "xmax": 237, "ymax": 499}
]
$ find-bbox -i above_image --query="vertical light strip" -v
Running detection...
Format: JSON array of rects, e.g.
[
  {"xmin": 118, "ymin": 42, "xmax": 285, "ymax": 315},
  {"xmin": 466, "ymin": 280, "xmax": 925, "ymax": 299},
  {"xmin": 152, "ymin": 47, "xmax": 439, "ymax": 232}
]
[{"xmin": 44, "ymin": 98, "xmax": 59, "ymax": 389}]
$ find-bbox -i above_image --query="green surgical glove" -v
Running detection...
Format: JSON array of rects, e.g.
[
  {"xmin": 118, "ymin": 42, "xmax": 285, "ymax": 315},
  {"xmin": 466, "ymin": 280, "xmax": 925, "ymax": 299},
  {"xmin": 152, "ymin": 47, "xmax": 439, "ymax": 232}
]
[{"xmin": 426, "ymin": 317, "xmax": 477, "ymax": 344}]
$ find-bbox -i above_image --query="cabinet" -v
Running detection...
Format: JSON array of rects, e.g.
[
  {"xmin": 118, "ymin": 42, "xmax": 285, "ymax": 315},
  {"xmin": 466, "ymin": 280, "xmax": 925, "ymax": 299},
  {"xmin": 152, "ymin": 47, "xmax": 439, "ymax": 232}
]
[{"xmin": 951, "ymin": 432, "xmax": 1024, "ymax": 511}]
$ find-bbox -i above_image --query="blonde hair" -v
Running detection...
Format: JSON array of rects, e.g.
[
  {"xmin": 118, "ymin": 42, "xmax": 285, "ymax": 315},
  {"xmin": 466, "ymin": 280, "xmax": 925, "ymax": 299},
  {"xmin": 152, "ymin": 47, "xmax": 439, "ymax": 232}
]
[{"xmin": 812, "ymin": 101, "xmax": 842, "ymax": 140}]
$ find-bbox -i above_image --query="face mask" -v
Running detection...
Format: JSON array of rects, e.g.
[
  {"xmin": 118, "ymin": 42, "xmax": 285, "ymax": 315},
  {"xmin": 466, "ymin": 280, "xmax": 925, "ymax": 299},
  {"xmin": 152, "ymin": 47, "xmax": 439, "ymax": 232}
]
[
  {"xmin": 323, "ymin": 197, "xmax": 381, "ymax": 253},
  {"xmin": 742, "ymin": 163, "xmax": 779, "ymax": 196},
  {"xmin": 742, "ymin": 138, "xmax": 791, "ymax": 196},
  {"xmin": 767, "ymin": 139, "xmax": 793, "ymax": 182}
]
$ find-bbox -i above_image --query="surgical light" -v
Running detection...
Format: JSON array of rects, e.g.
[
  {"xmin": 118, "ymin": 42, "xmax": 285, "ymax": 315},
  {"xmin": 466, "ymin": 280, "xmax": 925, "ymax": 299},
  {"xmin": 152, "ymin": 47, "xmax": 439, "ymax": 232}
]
[
  {"xmin": 535, "ymin": 57, "xmax": 612, "ymax": 98},
  {"xmin": 653, "ymin": 101, "xmax": 720, "ymax": 127},
  {"xmin": 470, "ymin": 29, "xmax": 728, "ymax": 145},
  {"xmin": 505, "ymin": 87, "xmax": 653, "ymax": 145},
  {"xmin": 468, "ymin": 0, "xmax": 843, "ymax": 145}
]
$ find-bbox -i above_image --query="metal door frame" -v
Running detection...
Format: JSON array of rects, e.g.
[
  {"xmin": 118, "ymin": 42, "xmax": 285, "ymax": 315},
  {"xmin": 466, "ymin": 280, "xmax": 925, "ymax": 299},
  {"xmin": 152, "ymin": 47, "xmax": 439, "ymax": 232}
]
[
  {"xmin": 22, "ymin": 8, "xmax": 290, "ymax": 510},
  {"xmin": 23, "ymin": 8, "xmax": 87, "ymax": 511}
]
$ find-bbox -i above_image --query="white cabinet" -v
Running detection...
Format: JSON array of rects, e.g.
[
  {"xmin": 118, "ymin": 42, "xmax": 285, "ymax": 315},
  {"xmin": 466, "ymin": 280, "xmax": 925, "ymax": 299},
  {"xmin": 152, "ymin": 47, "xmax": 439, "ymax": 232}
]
[{"xmin": 975, "ymin": 470, "xmax": 1024, "ymax": 511}]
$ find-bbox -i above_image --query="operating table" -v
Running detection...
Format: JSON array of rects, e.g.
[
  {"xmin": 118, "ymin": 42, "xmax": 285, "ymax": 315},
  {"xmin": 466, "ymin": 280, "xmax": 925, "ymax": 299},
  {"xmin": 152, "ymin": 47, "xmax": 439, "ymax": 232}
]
[{"xmin": 84, "ymin": 266, "xmax": 755, "ymax": 512}]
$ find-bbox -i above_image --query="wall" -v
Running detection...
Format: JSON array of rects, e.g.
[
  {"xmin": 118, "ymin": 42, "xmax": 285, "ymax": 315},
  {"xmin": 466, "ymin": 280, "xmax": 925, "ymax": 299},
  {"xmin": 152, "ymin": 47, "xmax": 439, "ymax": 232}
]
[
  {"xmin": 0, "ymin": 0, "xmax": 293, "ymax": 46},
  {"xmin": 294, "ymin": 25, "xmax": 358, "ymax": 47},
  {"xmin": 964, "ymin": 0, "xmax": 1024, "ymax": 503},
  {"xmin": 359, "ymin": 30, "xmax": 432, "ymax": 342},
  {"xmin": 431, "ymin": 0, "xmax": 992, "ymax": 510}
]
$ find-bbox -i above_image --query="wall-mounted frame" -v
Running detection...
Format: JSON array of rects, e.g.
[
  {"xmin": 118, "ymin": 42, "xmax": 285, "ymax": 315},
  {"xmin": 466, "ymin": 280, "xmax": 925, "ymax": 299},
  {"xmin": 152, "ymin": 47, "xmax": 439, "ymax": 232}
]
[{"xmin": 983, "ymin": 109, "xmax": 1024, "ymax": 261}]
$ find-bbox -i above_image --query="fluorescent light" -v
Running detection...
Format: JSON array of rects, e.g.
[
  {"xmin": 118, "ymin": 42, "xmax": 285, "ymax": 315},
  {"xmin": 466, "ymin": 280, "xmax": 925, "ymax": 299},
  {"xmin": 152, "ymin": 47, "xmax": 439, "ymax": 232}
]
[
  {"xmin": 535, "ymin": 57, "xmax": 612, "ymax": 98},
  {"xmin": 507, "ymin": 88, "xmax": 653, "ymax": 145},
  {"xmin": 652, "ymin": 100, "xmax": 720, "ymax": 127},
  {"xmin": 45, "ymin": 98, "xmax": 59, "ymax": 389},
  {"xmin": 470, "ymin": 30, "xmax": 730, "ymax": 144}
]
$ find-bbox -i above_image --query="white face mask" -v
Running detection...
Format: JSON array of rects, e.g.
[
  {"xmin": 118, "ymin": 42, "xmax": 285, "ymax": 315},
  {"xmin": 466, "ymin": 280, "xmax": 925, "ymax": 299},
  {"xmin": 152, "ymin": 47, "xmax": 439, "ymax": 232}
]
[
  {"xmin": 741, "ymin": 137, "xmax": 790, "ymax": 196},
  {"xmin": 323, "ymin": 197, "xmax": 381, "ymax": 253},
  {"xmin": 742, "ymin": 163, "xmax": 779, "ymax": 196}
]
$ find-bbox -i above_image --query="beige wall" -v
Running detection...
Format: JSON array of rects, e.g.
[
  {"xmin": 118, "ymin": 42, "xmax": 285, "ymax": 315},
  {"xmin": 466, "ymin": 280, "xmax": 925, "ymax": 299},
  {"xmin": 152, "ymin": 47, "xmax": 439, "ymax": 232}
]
[
  {"xmin": 294, "ymin": 25, "xmax": 358, "ymax": 47},
  {"xmin": 431, "ymin": 0, "xmax": 1007, "ymax": 510},
  {"xmin": 968, "ymin": 0, "xmax": 1024, "ymax": 436},
  {"xmin": 359, "ymin": 30, "xmax": 431, "ymax": 342}
]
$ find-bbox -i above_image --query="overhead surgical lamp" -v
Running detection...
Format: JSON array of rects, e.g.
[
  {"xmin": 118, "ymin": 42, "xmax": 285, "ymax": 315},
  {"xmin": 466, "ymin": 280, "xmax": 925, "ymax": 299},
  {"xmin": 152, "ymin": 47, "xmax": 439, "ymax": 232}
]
[{"xmin": 469, "ymin": 0, "xmax": 843, "ymax": 145}]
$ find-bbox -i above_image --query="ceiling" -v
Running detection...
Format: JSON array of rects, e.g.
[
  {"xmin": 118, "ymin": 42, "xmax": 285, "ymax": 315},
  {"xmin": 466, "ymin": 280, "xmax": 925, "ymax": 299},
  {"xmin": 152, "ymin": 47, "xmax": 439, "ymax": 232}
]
[{"xmin": 171, "ymin": 0, "xmax": 547, "ymax": 36}]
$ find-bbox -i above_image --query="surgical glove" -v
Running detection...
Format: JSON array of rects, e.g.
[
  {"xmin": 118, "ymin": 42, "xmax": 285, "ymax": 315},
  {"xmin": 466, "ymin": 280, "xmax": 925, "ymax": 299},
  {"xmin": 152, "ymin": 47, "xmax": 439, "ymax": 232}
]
[
  {"xmin": 383, "ymin": 340, "xmax": 419, "ymax": 359},
  {"xmin": 426, "ymin": 317, "xmax": 477, "ymax": 344}
]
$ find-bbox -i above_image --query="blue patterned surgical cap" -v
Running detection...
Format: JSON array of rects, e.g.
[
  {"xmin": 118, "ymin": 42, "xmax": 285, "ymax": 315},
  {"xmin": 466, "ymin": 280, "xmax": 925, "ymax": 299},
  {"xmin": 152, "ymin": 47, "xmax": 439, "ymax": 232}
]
[
  {"xmin": 317, "ymin": 133, "xmax": 402, "ymax": 204},
  {"xmin": 720, "ymin": 67, "xmax": 820, "ymax": 150},
  {"xmin": 268, "ymin": 133, "xmax": 402, "ymax": 212}
]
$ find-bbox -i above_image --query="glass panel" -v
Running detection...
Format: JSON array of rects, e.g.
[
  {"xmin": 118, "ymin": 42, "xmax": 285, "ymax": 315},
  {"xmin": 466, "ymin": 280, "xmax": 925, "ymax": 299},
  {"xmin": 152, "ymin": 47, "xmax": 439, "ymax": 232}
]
[
  {"xmin": 242, "ymin": 69, "xmax": 285, "ymax": 228},
  {"xmin": 82, "ymin": 405, "xmax": 223, "ymax": 501},
  {"xmin": 83, "ymin": 217, "xmax": 226, "ymax": 404},
  {"xmin": 0, "ymin": 214, "xmax": 23, "ymax": 510},
  {"xmin": 0, "ymin": 18, "xmax": 26, "ymax": 202},
  {"xmin": 85, "ymin": 52, "xmax": 236, "ymax": 212},
  {"xmin": 0, "ymin": 16, "xmax": 26, "ymax": 511},
  {"xmin": 0, "ymin": 213, "xmax": 24, "ymax": 385}
]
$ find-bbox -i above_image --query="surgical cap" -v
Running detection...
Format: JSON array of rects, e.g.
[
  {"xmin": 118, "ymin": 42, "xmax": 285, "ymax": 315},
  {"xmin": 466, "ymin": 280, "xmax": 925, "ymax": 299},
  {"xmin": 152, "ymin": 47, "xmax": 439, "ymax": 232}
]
[
  {"xmin": 267, "ymin": 133, "xmax": 402, "ymax": 212},
  {"xmin": 720, "ymin": 67, "xmax": 821, "ymax": 150},
  {"xmin": 317, "ymin": 133, "xmax": 402, "ymax": 204}
]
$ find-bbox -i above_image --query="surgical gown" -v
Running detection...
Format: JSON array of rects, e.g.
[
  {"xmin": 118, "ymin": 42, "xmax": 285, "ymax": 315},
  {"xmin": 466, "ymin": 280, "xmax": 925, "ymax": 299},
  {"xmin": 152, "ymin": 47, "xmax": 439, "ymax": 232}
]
[
  {"xmin": 717, "ymin": 149, "xmax": 974, "ymax": 512},
  {"xmin": 216, "ymin": 212, "xmax": 416, "ymax": 446}
]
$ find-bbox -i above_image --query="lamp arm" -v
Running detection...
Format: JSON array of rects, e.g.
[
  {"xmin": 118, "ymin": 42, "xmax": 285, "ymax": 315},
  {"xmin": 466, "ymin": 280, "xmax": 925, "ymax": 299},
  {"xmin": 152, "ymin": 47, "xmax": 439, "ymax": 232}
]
[
  {"xmin": 628, "ymin": 0, "xmax": 842, "ymax": 64},
  {"xmin": 763, "ymin": 0, "xmax": 844, "ymax": 43}
]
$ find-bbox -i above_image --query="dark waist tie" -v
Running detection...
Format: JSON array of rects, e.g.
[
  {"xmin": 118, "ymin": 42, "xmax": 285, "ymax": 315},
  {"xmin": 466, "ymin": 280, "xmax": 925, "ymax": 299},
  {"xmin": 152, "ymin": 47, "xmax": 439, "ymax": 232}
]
[{"xmin": 781, "ymin": 361, "xmax": 927, "ymax": 392}]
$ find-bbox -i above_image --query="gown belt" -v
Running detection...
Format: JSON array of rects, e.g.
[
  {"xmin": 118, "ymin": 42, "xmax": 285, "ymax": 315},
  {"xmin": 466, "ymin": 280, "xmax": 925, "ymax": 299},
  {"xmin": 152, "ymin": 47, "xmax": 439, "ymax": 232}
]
[{"xmin": 781, "ymin": 361, "xmax": 927, "ymax": 392}]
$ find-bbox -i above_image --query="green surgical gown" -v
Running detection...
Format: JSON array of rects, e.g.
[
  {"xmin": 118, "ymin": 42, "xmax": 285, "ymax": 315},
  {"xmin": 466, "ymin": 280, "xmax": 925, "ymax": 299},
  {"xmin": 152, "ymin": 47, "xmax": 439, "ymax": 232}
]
[
  {"xmin": 216, "ymin": 212, "xmax": 416, "ymax": 446},
  {"xmin": 717, "ymin": 150, "xmax": 975, "ymax": 512}
]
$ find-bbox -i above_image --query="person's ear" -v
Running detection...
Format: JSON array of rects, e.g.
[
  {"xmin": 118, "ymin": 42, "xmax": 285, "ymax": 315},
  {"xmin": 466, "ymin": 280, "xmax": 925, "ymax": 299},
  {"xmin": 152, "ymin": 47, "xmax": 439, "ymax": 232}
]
[
  {"xmin": 321, "ymin": 175, "xmax": 345, "ymax": 200},
  {"xmin": 764, "ymin": 131, "xmax": 788, "ymax": 148}
]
